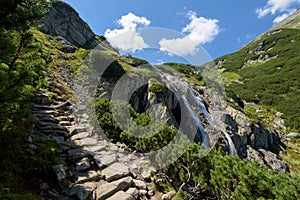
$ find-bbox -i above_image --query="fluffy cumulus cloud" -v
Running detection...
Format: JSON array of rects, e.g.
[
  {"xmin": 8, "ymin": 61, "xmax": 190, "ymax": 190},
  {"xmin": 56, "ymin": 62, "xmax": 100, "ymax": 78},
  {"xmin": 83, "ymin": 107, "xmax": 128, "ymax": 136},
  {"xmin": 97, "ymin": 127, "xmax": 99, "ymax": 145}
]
[
  {"xmin": 256, "ymin": 0, "xmax": 300, "ymax": 19},
  {"xmin": 104, "ymin": 13, "xmax": 150, "ymax": 52},
  {"xmin": 159, "ymin": 11, "xmax": 220, "ymax": 56}
]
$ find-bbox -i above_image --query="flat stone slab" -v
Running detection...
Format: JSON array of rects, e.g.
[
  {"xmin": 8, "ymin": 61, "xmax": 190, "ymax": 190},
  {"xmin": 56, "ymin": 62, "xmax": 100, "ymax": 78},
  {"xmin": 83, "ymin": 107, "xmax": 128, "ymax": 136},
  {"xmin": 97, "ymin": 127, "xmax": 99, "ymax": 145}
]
[
  {"xmin": 68, "ymin": 126, "xmax": 88, "ymax": 136},
  {"xmin": 74, "ymin": 138, "xmax": 98, "ymax": 146},
  {"xmin": 106, "ymin": 191, "xmax": 135, "ymax": 200},
  {"xmin": 133, "ymin": 179, "xmax": 147, "ymax": 190},
  {"xmin": 71, "ymin": 132, "xmax": 90, "ymax": 141},
  {"xmin": 94, "ymin": 177, "xmax": 133, "ymax": 200},
  {"xmin": 75, "ymin": 170, "xmax": 100, "ymax": 183},
  {"xmin": 68, "ymin": 148, "xmax": 88, "ymax": 160},
  {"xmin": 94, "ymin": 154, "xmax": 117, "ymax": 168},
  {"xmin": 125, "ymin": 188, "xmax": 140, "ymax": 199},
  {"xmin": 101, "ymin": 163, "xmax": 130, "ymax": 182},
  {"xmin": 85, "ymin": 145, "xmax": 106, "ymax": 154},
  {"xmin": 69, "ymin": 182, "xmax": 98, "ymax": 200},
  {"xmin": 59, "ymin": 121, "xmax": 72, "ymax": 126}
]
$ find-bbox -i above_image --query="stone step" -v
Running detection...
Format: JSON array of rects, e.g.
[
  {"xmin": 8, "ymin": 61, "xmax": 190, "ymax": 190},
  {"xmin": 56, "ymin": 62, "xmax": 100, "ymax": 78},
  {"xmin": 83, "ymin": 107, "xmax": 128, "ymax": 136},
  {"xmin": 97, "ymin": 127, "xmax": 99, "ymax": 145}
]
[
  {"xmin": 74, "ymin": 170, "xmax": 100, "ymax": 184},
  {"xmin": 59, "ymin": 121, "xmax": 72, "ymax": 126},
  {"xmin": 94, "ymin": 154, "xmax": 117, "ymax": 169},
  {"xmin": 32, "ymin": 110, "xmax": 60, "ymax": 117},
  {"xmin": 32, "ymin": 104, "xmax": 55, "ymax": 111},
  {"xmin": 38, "ymin": 124, "xmax": 67, "ymax": 132},
  {"xmin": 48, "ymin": 136, "xmax": 65, "ymax": 143},
  {"xmin": 53, "ymin": 101, "xmax": 72, "ymax": 111},
  {"xmin": 74, "ymin": 138, "xmax": 98, "ymax": 147},
  {"xmin": 93, "ymin": 177, "xmax": 133, "ymax": 200},
  {"xmin": 106, "ymin": 191, "xmax": 135, "ymax": 200},
  {"xmin": 33, "ymin": 114, "xmax": 59, "ymax": 124},
  {"xmin": 68, "ymin": 148, "xmax": 90, "ymax": 160},
  {"xmin": 70, "ymin": 132, "xmax": 91, "ymax": 141},
  {"xmin": 67, "ymin": 126, "xmax": 89, "ymax": 136},
  {"xmin": 69, "ymin": 182, "xmax": 98, "ymax": 200},
  {"xmin": 41, "ymin": 130, "xmax": 69, "ymax": 137},
  {"xmin": 101, "ymin": 163, "xmax": 130, "ymax": 182},
  {"xmin": 57, "ymin": 115, "xmax": 75, "ymax": 122}
]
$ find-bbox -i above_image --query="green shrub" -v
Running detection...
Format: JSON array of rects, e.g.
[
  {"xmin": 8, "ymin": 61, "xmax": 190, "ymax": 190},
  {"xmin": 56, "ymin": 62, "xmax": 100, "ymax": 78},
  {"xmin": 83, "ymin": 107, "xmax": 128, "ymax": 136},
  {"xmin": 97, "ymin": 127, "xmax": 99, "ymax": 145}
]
[{"xmin": 155, "ymin": 143, "xmax": 300, "ymax": 199}]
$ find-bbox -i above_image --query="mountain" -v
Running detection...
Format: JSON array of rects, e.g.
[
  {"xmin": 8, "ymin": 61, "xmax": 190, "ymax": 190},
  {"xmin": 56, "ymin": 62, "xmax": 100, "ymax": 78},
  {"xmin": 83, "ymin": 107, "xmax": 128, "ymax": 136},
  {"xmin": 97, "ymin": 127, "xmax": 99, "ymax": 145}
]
[
  {"xmin": 1, "ymin": 1, "xmax": 300, "ymax": 199},
  {"xmin": 215, "ymin": 10, "xmax": 300, "ymax": 175}
]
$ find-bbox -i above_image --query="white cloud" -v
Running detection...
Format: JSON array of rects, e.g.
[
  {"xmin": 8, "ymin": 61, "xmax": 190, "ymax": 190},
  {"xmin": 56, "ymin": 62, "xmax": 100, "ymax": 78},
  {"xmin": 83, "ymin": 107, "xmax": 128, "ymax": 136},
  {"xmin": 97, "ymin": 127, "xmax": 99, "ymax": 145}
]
[
  {"xmin": 183, "ymin": 11, "xmax": 220, "ymax": 44},
  {"xmin": 159, "ymin": 11, "xmax": 220, "ymax": 56},
  {"xmin": 104, "ymin": 13, "xmax": 150, "ymax": 52},
  {"xmin": 159, "ymin": 37, "xmax": 198, "ymax": 56},
  {"xmin": 256, "ymin": 0, "xmax": 300, "ymax": 18},
  {"xmin": 273, "ymin": 13, "xmax": 289, "ymax": 23}
]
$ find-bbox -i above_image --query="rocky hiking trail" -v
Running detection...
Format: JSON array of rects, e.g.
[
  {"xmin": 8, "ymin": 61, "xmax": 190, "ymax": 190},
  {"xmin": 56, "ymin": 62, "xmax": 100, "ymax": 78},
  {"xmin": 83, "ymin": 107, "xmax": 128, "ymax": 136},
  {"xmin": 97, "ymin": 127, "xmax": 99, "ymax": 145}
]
[{"xmin": 30, "ymin": 79, "xmax": 167, "ymax": 200}]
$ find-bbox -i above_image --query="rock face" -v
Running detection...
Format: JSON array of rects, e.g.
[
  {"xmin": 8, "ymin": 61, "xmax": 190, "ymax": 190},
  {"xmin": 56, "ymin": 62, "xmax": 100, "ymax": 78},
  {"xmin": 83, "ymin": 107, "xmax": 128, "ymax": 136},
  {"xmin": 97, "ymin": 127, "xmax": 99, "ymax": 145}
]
[
  {"xmin": 39, "ymin": 1, "xmax": 95, "ymax": 47},
  {"xmin": 222, "ymin": 106, "xmax": 288, "ymax": 172}
]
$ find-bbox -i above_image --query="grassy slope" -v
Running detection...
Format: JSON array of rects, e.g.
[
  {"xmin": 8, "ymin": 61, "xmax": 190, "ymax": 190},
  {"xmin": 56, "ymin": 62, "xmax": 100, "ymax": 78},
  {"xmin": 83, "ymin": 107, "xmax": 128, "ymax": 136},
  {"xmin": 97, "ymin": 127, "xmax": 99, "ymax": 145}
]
[
  {"xmin": 216, "ymin": 28, "xmax": 300, "ymax": 132},
  {"xmin": 215, "ymin": 27, "xmax": 300, "ymax": 174}
]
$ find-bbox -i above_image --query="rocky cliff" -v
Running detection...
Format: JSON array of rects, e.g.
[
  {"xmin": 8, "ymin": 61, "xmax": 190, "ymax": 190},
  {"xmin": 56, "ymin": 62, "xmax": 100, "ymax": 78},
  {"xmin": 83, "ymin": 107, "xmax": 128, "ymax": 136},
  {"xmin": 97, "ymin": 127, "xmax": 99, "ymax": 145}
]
[
  {"xmin": 39, "ymin": 1, "xmax": 96, "ymax": 47},
  {"xmin": 30, "ymin": 1, "xmax": 293, "ymax": 199}
]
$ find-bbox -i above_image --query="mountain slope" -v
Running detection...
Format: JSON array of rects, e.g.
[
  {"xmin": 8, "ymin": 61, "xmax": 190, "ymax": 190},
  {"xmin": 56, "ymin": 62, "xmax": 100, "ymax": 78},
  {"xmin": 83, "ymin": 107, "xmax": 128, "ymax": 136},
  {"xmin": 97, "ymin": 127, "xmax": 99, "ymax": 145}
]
[
  {"xmin": 1, "ymin": 1, "xmax": 300, "ymax": 199},
  {"xmin": 217, "ymin": 24, "xmax": 300, "ymax": 133},
  {"xmin": 216, "ymin": 11, "xmax": 300, "ymax": 174}
]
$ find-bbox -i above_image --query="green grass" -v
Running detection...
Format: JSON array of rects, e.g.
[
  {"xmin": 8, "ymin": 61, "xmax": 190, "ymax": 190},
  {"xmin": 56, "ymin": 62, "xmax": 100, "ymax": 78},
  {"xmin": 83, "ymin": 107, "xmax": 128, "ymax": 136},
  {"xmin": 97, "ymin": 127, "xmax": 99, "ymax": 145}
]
[
  {"xmin": 217, "ymin": 28, "xmax": 300, "ymax": 132},
  {"xmin": 160, "ymin": 62, "xmax": 206, "ymax": 86},
  {"xmin": 281, "ymin": 139, "xmax": 300, "ymax": 175}
]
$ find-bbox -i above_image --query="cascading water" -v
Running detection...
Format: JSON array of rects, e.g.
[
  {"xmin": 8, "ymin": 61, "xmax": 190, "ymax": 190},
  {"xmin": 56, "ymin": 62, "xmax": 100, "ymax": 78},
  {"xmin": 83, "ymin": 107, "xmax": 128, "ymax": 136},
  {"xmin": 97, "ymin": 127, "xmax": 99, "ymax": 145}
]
[
  {"xmin": 182, "ymin": 96, "xmax": 210, "ymax": 149},
  {"xmin": 155, "ymin": 68, "xmax": 211, "ymax": 149},
  {"xmin": 188, "ymin": 88, "xmax": 237, "ymax": 155},
  {"xmin": 224, "ymin": 132, "xmax": 237, "ymax": 155}
]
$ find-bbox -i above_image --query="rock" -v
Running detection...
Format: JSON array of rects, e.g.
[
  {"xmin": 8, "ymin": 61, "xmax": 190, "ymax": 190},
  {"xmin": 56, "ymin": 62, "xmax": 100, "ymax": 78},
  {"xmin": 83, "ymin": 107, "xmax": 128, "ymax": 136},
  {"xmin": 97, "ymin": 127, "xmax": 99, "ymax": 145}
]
[
  {"xmin": 94, "ymin": 154, "xmax": 116, "ymax": 168},
  {"xmin": 74, "ymin": 138, "xmax": 98, "ymax": 146},
  {"xmin": 148, "ymin": 190, "xmax": 155, "ymax": 196},
  {"xmin": 52, "ymin": 165, "xmax": 66, "ymax": 181},
  {"xmin": 69, "ymin": 182, "xmax": 98, "ymax": 200},
  {"xmin": 49, "ymin": 136, "xmax": 65, "ymax": 143},
  {"xmin": 48, "ymin": 190, "xmax": 61, "ymax": 198},
  {"xmin": 75, "ymin": 170, "xmax": 99, "ymax": 183},
  {"xmin": 133, "ymin": 179, "xmax": 147, "ymax": 190},
  {"xmin": 40, "ymin": 182, "xmax": 49, "ymax": 190},
  {"xmin": 287, "ymin": 132, "xmax": 300, "ymax": 139},
  {"xmin": 101, "ymin": 163, "xmax": 130, "ymax": 182},
  {"xmin": 106, "ymin": 191, "xmax": 135, "ymax": 200},
  {"xmin": 39, "ymin": 1, "xmax": 95, "ymax": 47},
  {"xmin": 57, "ymin": 115, "xmax": 75, "ymax": 122},
  {"xmin": 247, "ymin": 146, "xmax": 288, "ymax": 173},
  {"xmin": 59, "ymin": 121, "xmax": 72, "ymax": 126},
  {"xmin": 85, "ymin": 145, "xmax": 106, "ymax": 154},
  {"xmin": 29, "ymin": 144, "xmax": 37, "ymax": 150},
  {"xmin": 39, "ymin": 123, "xmax": 67, "ymax": 131},
  {"xmin": 71, "ymin": 132, "xmax": 90, "ymax": 141},
  {"xmin": 139, "ymin": 190, "xmax": 148, "ymax": 196},
  {"xmin": 161, "ymin": 190, "xmax": 176, "ymax": 200},
  {"xmin": 94, "ymin": 177, "xmax": 133, "ymax": 200},
  {"xmin": 68, "ymin": 148, "xmax": 89, "ymax": 160},
  {"xmin": 125, "ymin": 188, "xmax": 140, "ymax": 199},
  {"xmin": 141, "ymin": 168, "xmax": 153, "ymax": 182},
  {"xmin": 76, "ymin": 157, "xmax": 91, "ymax": 171},
  {"xmin": 68, "ymin": 126, "xmax": 88, "ymax": 136},
  {"xmin": 37, "ymin": 115, "xmax": 59, "ymax": 124}
]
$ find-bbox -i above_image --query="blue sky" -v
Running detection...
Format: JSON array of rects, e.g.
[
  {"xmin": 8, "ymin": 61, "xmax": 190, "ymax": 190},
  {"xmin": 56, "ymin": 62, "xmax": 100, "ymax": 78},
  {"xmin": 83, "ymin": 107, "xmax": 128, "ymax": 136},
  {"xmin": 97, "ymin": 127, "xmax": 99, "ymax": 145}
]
[{"xmin": 63, "ymin": 0, "xmax": 300, "ymax": 64}]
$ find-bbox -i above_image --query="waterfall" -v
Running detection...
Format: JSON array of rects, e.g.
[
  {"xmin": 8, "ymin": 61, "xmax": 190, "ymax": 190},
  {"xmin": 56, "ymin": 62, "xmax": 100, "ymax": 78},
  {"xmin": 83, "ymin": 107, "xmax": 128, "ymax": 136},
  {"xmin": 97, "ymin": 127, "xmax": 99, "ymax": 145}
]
[
  {"xmin": 182, "ymin": 96, "xmax": 210, "ymax": 149},
  {"xmin": 188, "ymin": 89, "xmax": 212, "ymax": 125},
  {"xmin": 224, "ymin": 132, "xmax": 237, "ymax": 155}
]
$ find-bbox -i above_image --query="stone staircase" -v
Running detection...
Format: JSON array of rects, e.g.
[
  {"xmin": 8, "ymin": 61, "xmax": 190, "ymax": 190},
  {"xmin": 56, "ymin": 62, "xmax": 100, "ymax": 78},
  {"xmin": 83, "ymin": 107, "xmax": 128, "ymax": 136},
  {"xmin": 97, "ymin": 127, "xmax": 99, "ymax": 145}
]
[{"xmin": 31, "ymin": 91, "xmax": 162, "ymax": 200}]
